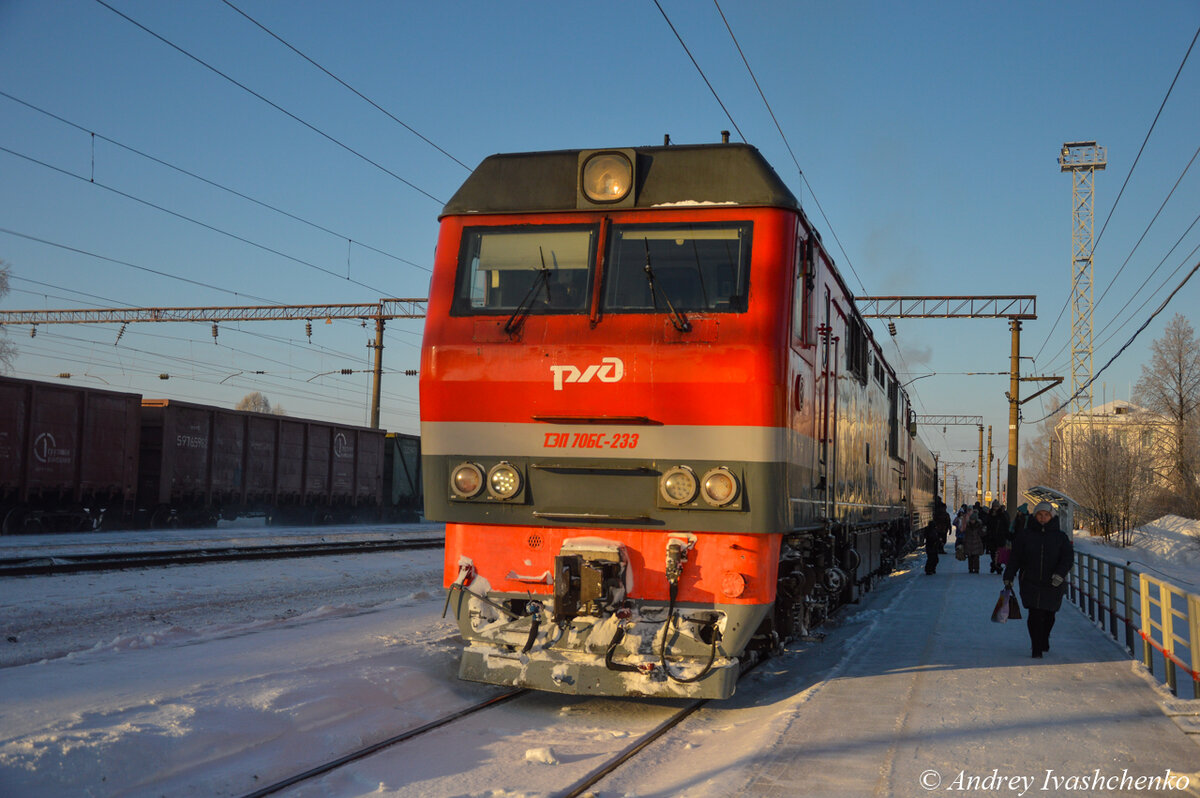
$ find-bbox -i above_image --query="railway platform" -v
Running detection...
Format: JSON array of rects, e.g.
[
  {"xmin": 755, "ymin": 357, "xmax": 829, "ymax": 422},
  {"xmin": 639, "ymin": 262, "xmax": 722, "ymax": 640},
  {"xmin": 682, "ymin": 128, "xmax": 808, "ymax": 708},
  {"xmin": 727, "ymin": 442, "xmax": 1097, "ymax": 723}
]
[{"xmin": 740, "ymin": 547, "xmax": 1200, "ymax": 798}]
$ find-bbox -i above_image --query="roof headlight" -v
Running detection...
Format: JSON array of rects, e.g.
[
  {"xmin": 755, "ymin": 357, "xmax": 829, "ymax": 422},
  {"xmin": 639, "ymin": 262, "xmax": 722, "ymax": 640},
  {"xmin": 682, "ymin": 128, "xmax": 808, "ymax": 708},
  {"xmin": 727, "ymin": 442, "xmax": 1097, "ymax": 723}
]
[
  {"xmin": 450, "ymin": 462, "xmax": 485, "ymax": 499},
  {"xmin": 487, "ymin": 462, "xmax": 523, "ymax": 500},
  {"xmin": 701, "ymin": 467, "xmax": 739, "ymax": 507},
  {"xmin": 581, "ymin": 152, "xmax": 632, "ymax": 203},
  {"xmin": 660, "ymin": 466, "xmax": 698, "ymax": 506}
]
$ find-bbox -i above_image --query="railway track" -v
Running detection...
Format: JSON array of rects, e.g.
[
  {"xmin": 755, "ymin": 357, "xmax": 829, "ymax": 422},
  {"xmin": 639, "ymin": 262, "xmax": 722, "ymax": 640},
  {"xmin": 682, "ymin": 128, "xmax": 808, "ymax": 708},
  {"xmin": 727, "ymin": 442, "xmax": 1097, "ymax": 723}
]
[
  {"xmin": 239, "ymin": 689, "xmax": 529, "ymax": 798},
  {"xmin": 0, "ymin": 537, "xmax": 443, "ymax": 577},
  {"xmin": 236, "ymin": 686, "xmax": 708, "ymax": 798}
]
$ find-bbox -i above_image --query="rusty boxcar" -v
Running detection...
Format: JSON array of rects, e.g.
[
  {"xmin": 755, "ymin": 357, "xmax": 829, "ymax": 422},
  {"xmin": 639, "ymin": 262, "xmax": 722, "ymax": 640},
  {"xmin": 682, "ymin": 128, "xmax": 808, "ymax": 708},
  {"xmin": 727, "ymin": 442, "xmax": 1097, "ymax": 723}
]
[
  {"xmin": 0, "ymin": 375, "xmax": 140, "ymax": 534},
  {"xmin": 138, "ymin": 400, "xmax": 385, "ymax": 527}
]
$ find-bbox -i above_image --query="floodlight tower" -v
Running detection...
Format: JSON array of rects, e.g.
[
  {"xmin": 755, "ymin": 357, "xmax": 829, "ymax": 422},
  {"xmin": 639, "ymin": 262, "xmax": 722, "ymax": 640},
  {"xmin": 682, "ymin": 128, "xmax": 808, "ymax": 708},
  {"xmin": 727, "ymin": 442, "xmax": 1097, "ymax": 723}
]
[{"xmin": 1059, "ymin": 141, "xmax": 1106, "ymax": 414}]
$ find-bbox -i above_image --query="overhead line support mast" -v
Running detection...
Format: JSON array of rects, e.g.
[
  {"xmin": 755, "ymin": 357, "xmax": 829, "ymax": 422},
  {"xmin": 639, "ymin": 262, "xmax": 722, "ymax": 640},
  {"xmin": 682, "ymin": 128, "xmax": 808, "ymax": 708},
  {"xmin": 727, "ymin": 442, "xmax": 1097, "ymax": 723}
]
[
  {"xmin": 0, "ymin": 299, "xmax": 429, "ymax": 429},
  {"xmin": 858, "ymin": 294, "xmax": 1047, "ymax": 516}
]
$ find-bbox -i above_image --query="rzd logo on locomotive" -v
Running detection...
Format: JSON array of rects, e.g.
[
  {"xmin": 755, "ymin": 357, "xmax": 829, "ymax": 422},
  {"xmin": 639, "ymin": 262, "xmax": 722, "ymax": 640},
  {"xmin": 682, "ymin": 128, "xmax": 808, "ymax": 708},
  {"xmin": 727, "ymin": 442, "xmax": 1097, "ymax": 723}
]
[{"xmin": 550, "ymin": 356, "xmax": 624, "ymax": 391}]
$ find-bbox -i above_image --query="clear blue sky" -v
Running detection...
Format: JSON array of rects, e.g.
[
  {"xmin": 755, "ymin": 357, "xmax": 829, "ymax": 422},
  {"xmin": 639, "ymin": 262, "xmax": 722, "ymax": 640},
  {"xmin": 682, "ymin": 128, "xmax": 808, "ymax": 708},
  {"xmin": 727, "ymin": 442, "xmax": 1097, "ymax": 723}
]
[{"xmin": 2, "ymin": 1, "xmax": 1198, "ymax": 487}]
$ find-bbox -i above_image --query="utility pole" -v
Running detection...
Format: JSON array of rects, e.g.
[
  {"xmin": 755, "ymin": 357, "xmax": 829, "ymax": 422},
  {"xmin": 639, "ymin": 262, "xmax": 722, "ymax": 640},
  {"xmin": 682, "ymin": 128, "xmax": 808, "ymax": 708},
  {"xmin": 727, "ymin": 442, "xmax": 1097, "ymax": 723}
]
[
  {"xmin": 986, "ymin": 425, "xmax": 993, "ymax": 503},
  {"xmin": 0, "ymin": 299, "xmax": 428, "ymax": 429},
  {"xmin": 939, "ymin": 460, "xmax": 976, "ymax": 508},
  {"xmin": 916, "ymin": 415, "xmax": 985, "ymax": 503},
  {"xmin": 859, "ymin": 296, "xmax": 1038, "ymax": 516},
  {"xmin": 1059, "ymin": 141, "xmax": 1105, "ymax": 415}
]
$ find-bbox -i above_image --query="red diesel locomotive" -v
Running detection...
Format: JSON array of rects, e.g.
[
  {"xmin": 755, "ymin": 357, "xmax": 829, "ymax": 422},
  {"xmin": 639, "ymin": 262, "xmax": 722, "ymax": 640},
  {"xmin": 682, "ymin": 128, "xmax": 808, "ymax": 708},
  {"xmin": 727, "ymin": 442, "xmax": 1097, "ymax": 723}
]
[{"xmin": 421, "ymin": 141, "xmax": 935, "ymax": 699}]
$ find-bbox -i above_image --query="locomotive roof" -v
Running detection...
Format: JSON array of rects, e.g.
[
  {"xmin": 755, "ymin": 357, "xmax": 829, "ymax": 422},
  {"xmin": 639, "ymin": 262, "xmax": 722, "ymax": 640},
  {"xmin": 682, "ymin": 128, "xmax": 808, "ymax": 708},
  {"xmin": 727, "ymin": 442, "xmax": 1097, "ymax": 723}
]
[{"xmin": 441, "ymin": 143, "xmax": 801, "ymax": 217}]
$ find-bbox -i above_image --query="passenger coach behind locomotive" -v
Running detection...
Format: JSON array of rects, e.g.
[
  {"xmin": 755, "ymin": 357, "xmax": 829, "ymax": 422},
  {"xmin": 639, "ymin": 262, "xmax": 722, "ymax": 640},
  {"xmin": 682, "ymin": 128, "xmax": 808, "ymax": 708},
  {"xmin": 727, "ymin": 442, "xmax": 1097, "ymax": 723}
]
[{"xmin": 421, "ymin": 141, "xmax": 935, "ymax": 699}]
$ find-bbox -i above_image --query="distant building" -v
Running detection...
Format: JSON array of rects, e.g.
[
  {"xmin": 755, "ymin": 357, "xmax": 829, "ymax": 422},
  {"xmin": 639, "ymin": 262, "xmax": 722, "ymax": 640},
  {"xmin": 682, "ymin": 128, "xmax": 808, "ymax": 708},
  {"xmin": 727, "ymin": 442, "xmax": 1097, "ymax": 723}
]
[{"xmin": 1051, "ymin": 400, "xmax": 1172, "ymax": 491}]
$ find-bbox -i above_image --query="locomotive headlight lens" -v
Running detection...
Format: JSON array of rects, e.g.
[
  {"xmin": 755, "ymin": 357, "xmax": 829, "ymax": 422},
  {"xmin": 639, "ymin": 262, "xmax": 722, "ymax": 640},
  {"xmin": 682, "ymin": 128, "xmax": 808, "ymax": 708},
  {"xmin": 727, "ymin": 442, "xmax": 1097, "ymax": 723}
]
[
  {"xmin": 487, "ymin": 462, "xmax": 523, "ymax": 499},
  {"xmin": 701, "ymin": 467, "xmax": 739, "ymax": 506},
  {"xmin": 450, "ymin": 463, "xmax": 485, "ymax": 499},
  {"xmin": 582, "ymin": 152, "xmax": 632, "ymax": 203},
  {"xmin": 660, "ymin": 466, "xmax": 698, "ymax": 506}
]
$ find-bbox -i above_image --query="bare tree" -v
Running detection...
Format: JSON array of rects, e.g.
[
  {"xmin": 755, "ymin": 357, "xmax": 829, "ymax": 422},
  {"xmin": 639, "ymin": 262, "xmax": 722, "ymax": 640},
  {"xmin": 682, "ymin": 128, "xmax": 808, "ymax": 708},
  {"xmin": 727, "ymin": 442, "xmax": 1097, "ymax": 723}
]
[
  {"xmin": 0, "ymin": 261, "xmax": 16, "ymax": 374},
  {"xmin": 1134, "ymin": 313, "xmax": 1200, "ymax": 517},
  {"xmin": 236, "ymin": 391, "xmax": 273, "ymax": 414},
  {"xmin": 1063, "ymin": 425, "xmax": 1155, "ymax": 545}
]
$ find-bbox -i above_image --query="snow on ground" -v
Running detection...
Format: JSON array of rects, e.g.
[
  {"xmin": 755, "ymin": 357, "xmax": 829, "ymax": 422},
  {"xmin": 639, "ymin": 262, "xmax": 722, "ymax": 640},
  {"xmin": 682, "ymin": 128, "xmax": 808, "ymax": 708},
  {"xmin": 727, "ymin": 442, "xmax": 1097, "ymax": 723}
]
[
  {"xmin": 0, "ymin": 517, "xmax": 1197, "ymax": 797},
  {"xmin": 1073, "ymin": 514, "xmax": 1200, "ymax": 590}
]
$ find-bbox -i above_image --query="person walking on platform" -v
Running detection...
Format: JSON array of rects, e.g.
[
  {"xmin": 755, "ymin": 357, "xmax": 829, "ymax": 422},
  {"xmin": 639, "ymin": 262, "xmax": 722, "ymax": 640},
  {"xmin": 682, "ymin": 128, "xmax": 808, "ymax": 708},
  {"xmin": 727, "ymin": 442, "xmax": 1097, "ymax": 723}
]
[
  {"xmin": 1004, "ymin": 501, "xmax": 1073, "ymax": 659},
  {"xmin": 960, "ymin": 509, "xmax": 985, "ymax": 573},
  {"xmin": 985, "ymin": 501, "xmax": 1009, "ymax": 573},
  {"xmin": 932, "ymin": 499, "xmax": 951, "ymax": 555},
  {"xmin": 1010, "ymin": 503, "xmax": 1029, "ymax": 539},
  {"xmin": 923, "ymin": 520, "xmax": 941, "ymax": 575}
]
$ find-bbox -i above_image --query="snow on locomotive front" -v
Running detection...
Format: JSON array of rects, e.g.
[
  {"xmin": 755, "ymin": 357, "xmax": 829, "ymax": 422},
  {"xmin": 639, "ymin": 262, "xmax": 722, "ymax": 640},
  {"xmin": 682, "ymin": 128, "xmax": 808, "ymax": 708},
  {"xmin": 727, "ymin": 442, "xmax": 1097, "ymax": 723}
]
[{"xmin": 423, "ymin": 143, "xmax": 839, "ymax": 698}]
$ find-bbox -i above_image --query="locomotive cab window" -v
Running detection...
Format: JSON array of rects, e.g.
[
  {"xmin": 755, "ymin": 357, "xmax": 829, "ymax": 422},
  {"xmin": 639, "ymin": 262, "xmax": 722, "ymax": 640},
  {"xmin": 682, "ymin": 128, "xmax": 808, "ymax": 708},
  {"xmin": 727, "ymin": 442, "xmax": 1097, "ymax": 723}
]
[
  {"xmin": 452, "ymin": 226, "xmax": 597, "ymax": 315},
  {"xmin": 603, "ymin": 222, "xmax": 751, "ymax": 313}
]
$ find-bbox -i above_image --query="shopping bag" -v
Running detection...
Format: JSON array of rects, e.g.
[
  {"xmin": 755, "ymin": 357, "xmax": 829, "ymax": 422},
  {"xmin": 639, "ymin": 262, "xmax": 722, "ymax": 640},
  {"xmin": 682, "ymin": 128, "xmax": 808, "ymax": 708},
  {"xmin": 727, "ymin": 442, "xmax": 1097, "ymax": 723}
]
[
  {"xmin": 996, "ymin": 546, "xmax": 1010, "ymax": 565},
  {"xmin": 991, "ymin": 588, "xmax": 1011, "ymax": 623},
  {"xmin": 955, "ymin": 544, "xmax": 966, "ymax": 561},
  {"xmin": 1007, "ymin": 588, "xmax": 1022, "ymax": 620}
]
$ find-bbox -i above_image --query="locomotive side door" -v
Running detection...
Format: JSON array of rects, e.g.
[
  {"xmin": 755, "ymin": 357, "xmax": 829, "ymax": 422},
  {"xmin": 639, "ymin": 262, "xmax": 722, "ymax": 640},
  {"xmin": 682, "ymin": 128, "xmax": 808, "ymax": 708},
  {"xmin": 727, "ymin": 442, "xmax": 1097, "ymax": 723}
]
[{"xmin": 787, "ymin": 233, "xmax": 818, "ymax": 529}]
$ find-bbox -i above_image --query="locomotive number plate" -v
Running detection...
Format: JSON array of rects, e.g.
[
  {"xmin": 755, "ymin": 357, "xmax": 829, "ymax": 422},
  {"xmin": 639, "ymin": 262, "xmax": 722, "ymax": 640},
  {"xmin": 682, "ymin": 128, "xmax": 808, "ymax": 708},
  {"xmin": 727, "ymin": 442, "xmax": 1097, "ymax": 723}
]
[{"xmin": 542, "ymin": 432, "xmax": 640, "ymax": 450}]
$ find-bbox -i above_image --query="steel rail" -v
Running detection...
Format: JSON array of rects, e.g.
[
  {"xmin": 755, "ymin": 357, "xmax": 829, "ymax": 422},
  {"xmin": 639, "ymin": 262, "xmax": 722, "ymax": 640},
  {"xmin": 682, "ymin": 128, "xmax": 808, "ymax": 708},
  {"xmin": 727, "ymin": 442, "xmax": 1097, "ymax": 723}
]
[
  {"xmin": 558, "ymin": 698, "xmax": 708, "ymax": 798},
  {"xmin": 237, "ymin": 689, "xmax": 528, "ymax": 798},
  {"xmin": 558, "ymin": 653, "xmax": 767, "ymax": 797},
  {"xmin": 0, "ymin": 537, "xmax": 443, "ymax": 577}
]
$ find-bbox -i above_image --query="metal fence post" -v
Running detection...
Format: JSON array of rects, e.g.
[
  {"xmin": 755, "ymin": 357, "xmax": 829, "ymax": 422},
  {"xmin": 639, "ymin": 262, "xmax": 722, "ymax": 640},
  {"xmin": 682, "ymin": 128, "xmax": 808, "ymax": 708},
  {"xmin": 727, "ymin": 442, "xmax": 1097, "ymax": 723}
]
[
  {"xmin": 1123, "ymin": 562, "xmax": 1135, "ymax": 655},
  {"xmin": 1190, "ymin": 592, "xmax": 1200, "ymax": 698},
  {"xmin": 1140, "ymin": 573, "xmax": 1153, "ymax": 678},
  {"xmin": 1089, "ymin": 552, "xmax": 1099, "ymax": 619},
  {"xmin": 1162, "ymin": 584, "xmax": 1177, "ymax": 696}
]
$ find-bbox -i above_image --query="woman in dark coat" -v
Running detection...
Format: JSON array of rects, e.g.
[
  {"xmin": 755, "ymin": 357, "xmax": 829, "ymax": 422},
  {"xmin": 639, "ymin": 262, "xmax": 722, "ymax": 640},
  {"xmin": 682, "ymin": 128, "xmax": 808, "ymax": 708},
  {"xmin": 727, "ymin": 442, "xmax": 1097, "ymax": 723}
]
[
  {"xmin": 1003, "ymin": 501, "xmax": 1073, "ymax": 658},
  {"xmin": 925, "ymin": 500, "xmax": 951, "ymax": 574},
  {"xmin": 960, "ymin": 510, "xmax": 986, "ymax": 573},
  {"xmin": 985, "ymin": 501, "xmax": 1010, "ymax": 573}
]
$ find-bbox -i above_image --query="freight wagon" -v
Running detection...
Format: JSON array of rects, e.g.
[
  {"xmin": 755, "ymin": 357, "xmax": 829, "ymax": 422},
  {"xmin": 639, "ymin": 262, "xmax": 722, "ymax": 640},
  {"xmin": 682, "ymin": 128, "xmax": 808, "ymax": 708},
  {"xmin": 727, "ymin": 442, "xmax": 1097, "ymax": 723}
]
[
  {"xmin": 138, "ymin": 400, "xmax": 386, "ymax": 527},
  {"xmin": 383, "ymin": 432, "xmax": 422, "ymax": 522},
  {"xmin": 0, "ymin": 375, "xmax": 140, "ymax": 534},
  {"xmin": 0, "ymin": 375, "xmax": 421, "ymax": 533}
]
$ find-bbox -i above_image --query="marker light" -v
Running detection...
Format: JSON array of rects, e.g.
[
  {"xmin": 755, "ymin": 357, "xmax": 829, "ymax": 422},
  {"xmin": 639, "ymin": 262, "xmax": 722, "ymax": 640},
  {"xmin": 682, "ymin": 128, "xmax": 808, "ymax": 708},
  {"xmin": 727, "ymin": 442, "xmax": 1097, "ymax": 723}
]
[
  {"xmin": 701, "ymin": 467, "xmax": 739, "ymax": 507},
  {"xmin": 450, "ymin": 463, "xmax": 485, "ymax": 499},
  {"xmin": 487, "ymin": 462, "xmax": 523, "ymax": 500},
  {"xmin": 660, "ymin": 466, "xmax": 698, "ymax": 506},
  {"xmin": 581, "ymin": 152, "xmax": 632, "ymax": 203}
]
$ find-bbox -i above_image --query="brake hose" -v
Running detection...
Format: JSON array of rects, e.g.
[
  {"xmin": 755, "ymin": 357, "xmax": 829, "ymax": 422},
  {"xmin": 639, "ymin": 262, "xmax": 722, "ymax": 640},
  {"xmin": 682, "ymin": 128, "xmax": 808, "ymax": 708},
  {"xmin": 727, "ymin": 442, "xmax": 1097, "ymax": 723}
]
[{"xmin": 658, "ymin": 579, "xmax": 722, "ymax": 684}]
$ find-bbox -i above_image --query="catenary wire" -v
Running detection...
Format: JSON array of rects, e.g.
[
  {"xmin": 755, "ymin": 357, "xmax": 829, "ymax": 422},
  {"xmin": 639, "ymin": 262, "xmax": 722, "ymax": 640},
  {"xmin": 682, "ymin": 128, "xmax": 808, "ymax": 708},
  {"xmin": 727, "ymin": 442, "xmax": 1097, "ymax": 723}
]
[
  {"xmin": 0, "ymin": 91, "xmax": 430, "ymax": 274},
  {"xmin": 220, "ymin": 0, "xmax": 471, "ymax": 173},
  {"xmin": 0, "ymin": 229, "xmax": 421, "ymax": 393},
  {"xmin": 1094, "ymin": 141, "xmax": 1200, "ymax": 315},
  {"xmin": 712, "ymin": 0, "xmax": 801, "ymax": 182},
  {"xmin": 1032, "ymin": 23, "xmax": 1200, "ymax": 364},
  {"xmin": 1028, "ymin": 257, "xmax": 1200, "ymax": 424},
  {"xmin": 92, "ymin": 0, "xmax": 445, "ymax": 205},
  {"xmin": 707, "ymin": 1, "xmax": 868, "ymax": 296},
  {"xmin": 0, "ymin": 145, "xmax": 398, "ymax": 295},
  {"xmin": 1038, "ymin": 212, "xmax": 1200, "ymax": 382},
  {"xmin": 651, "ymin": 0, "xmax": 746, "ymax": 143},
  {"xmin": 1037, "ymin": 145, "xmax": 1200, "ymax": 373}
]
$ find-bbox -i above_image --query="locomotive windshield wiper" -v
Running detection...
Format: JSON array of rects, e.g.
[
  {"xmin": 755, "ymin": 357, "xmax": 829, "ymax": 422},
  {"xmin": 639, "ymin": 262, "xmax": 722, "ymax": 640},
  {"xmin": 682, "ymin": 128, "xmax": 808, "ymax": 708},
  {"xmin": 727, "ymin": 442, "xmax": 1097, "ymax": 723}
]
[
  {"xmin": 642, "ymin": 239, "xmax": 692, "ymax": 333},
  {"xmin": 504, "ymin": 247, "xmax": 554, "ymax": 335}
]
